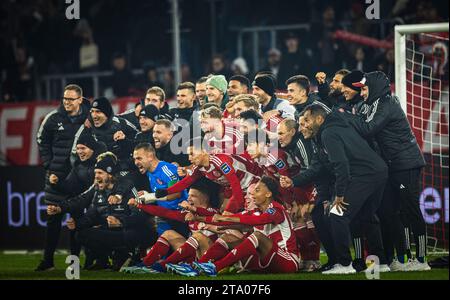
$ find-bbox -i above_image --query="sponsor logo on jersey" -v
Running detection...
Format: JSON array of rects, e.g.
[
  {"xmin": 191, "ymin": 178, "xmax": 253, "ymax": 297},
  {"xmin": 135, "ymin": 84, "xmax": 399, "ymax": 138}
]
[
  {"xmin": 220, "ymin": 163, "xmax": 231, "ymax": 174},
  {"xmin": 274, "ymin": 159, "xmax": 286, "ymax": 169}
]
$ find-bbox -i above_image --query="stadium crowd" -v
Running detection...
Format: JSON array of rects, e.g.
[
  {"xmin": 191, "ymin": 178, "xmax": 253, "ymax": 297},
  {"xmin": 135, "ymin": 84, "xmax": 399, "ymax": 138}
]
[{"xmin": 35, "ymin": 66, "xmax": 432, "ymax": 276}]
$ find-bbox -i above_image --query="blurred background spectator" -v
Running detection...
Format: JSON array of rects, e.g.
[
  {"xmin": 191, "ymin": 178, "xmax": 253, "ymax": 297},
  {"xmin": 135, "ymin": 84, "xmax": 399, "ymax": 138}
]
[{"xmin": 0, "ymin": 0, "xmax": 447, "ymax": 102}]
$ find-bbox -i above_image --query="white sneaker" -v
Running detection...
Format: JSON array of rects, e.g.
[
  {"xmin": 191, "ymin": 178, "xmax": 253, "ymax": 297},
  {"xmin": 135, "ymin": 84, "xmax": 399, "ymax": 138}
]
[
  {"xmin": 322, "ymin": 263, "xmax": 357, "ymax": 275},
  {"xmin": 379, "ymin": 264, "xmax": 391, "ymax": 273},
  {"xmin": 404, "ymin": 259, "xmax": 431, "ymax": 271},
  {"xmin": 389, "ymin": 259, "xmax": 407, "ymax": 272}
]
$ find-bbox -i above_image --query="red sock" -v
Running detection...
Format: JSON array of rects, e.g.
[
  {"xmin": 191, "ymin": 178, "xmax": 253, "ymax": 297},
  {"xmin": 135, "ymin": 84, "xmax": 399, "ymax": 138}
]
[
  {"xmin": 214, "ymin": 234, "xmax": 258, "ymax": 272},
  {"xmin": 199, "ymin": 238, "xmax": 230, "ymax": 263},
  {"xmin": 143, "ymin": 237, "xmax": 170, "ymax": 266},
  {"xmin": 295, "ymin": 227, "xmax": 308, "ymax": 260},
  {"xmin": 304, "ymin": 228, "xmax": 321, "ymax": 261},
  {"xmin": 161, "ymin": 237, "xmax": 198, "ymax": 268}
]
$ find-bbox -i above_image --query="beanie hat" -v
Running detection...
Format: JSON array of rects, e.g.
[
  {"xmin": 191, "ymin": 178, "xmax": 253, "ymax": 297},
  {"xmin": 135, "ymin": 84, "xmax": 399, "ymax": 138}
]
[
  {"xmin": 94, "ymin": 155, "xmax": 117, "ymax": 175},
  {"xmin": 139, "ymin": 104, "xmax": 160, "ymax": 121},
  {"xmin": 252, "ymin": 75, "xmax": 275, "ymax": 96},
  {"xmin": 206, "ymin": 75, "xmax": 228, "ymax": 94},
  {"xmin": 342, "ymin": 70, "xmax": 364, "ymax": 92},
  {"xmin": 77, "ymin": 133, "xmax": 99, "ymax": 151},
  {"xmin": 91, "ymin": 97, "xmax": 113, "ymax": 119}
]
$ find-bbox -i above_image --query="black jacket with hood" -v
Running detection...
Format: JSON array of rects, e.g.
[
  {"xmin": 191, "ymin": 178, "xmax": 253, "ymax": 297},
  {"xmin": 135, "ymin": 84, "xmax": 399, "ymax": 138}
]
[
  {"xmin": 317, "ymin": 112, "xmax": 388, "ymax": 197},
  {"xmin": 37, "ymin": 99, "xmax": 90, "ymax": 203},
  {"xmin": 50, "ymin": 138, "xmax": 107, "ymax": 196},
  {"xmin": 72, "ymin": 113, "xmax": 139, "ymax": 172},
  {"xmin": 343, "ymin": 71, "xmax": 426, "ymax": 172},
  {"xmin": 59, "ymin": 182, "xmax": 148, "ymax": 232}
]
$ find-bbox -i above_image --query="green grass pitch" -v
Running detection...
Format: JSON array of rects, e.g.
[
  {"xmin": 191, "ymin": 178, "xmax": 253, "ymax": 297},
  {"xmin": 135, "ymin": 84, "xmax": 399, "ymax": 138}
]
[{"xmin": 0, "ymin": 253, "xmax": 447, "ymax": 280}]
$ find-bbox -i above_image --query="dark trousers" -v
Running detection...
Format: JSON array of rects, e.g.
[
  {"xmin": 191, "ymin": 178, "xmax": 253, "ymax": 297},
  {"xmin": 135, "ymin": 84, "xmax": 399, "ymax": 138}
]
[
  {"xmin": 43, "ymin": 210, "xmax": 83, "ymax": 263},
  {"xmin": 329, "ymin": 176, "xmax": 387, "ymax": 266},
  {"xmin": 76, "ymin": 227, "xmax": 151, "ymax": 260},
  {"xmin": 311, "ymin": 199, "xmax": 337, "ymax": 265},
  {"xmin": 43, "ymin": 213, "xmax": 63, "ymax": 263},
  {"xmin": 379, "ymin": 168, "xmax": 427, "ymax": 263}
]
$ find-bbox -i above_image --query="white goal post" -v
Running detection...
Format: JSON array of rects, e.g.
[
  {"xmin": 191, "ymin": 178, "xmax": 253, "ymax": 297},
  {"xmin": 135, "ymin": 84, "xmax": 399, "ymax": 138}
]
[
  {"xmin": 395, "ymin": 22, "xmax": 449, "ymax": 111},
  {"xmin": 395, "ymin": 22, "xmax": 449, "ymax": 255}
]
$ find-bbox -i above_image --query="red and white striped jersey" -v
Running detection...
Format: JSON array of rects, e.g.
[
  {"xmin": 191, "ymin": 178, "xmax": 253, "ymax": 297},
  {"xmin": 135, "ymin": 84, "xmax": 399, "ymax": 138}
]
[
  {"xmin": 254, "ymin": 202, "xmax": 298, "ymax": 255},
  {"xmin": 204, "ymin": 121, "xmax": 244, "ymax": 155},
  {"xmin": 229, "ymin": 201, "xmax": 298, "ymax": 256},
  {"xmin": 202, "ymin": 154, "xmax": 263, "ymax": 189},
  {"xmin": 137, "ymin": 204, "xmax": 218, "ymax": 240},
  {"xmin": 264, "ymin": 115, "xmax": 285, "ymax": 133},
  {"xmin": 259, "ymin": 149, "xmax": 298, "ymax": 179},
  {"xmin": 167, "ymin": 153, "xmax": 263, "ymax": 213},
  {"xmin": 188, "ymin": 207, "xmax": 219, "ymax": 241}
]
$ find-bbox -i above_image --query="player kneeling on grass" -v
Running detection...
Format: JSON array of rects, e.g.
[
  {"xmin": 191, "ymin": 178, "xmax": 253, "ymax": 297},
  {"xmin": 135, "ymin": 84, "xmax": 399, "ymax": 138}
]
[
  {"xmin": 171, "ymin": 176, "xmax": 300, "ymax": 277},
  {"xmin": 122, "ymin": 179, "xmax": 220, "ymax": 274}
]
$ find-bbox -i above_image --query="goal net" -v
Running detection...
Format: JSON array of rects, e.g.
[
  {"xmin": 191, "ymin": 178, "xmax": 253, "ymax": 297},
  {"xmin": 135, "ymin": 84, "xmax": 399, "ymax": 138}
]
[{"xmin": 395, "ymin": 23, "xmax": 449, "ymax": 254}]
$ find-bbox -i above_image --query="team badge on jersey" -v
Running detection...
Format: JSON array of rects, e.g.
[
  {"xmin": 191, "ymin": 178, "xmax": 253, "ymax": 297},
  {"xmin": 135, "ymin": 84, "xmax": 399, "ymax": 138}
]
[
  {"xmin": 274, "ymin": 159, "xmax": 286, "ymax": 170},
  {"xmin": 220, "ymin": 163, "xmax": 231, "ymax": 174},
  {"xmin": 266, "ymin": 208, "xmax": 276, "ymax": 215},
  {"xmin": 157, "ymin": 178, "xmax": 163, "ymax": 185}
]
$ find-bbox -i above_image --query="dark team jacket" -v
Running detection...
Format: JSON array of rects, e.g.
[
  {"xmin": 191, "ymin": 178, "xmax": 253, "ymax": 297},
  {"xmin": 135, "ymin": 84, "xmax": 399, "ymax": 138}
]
[
  {"xmin": 135, "ymin": 130, "xmax": 154, "ymax": 146},
  {"xmin": 59, "ymin": 183, "xmax": 147, "ymax": 231},
  {"xmin": 37, "ymin": 100, "xmax": 90, "ymax": 203},
  {"xmin": 169, "ymin": 106, "xmax": 196, "ymax": 124},
  {"xmin": 119, "ymin": 108, "xmax": 140, "ymax": 131},
  {"xmin": 156, "ymin": 141, "xmax": 190, "ymax": 167},
  {"xmin": 342, "ymin": 71, "xmax": 426, "ymax": 172},
  {"xmin": 317, "ymin": 81, "xmax": 344, "ymax": 109},
  {"xmin": 37, "ymin": 100, "xmax": 90, "ymax": 175},
  {"xmin": 317, "ymin": 112, "xmax": 388, "ymax": 197},
  {"xmin": 73, "ymin": 115, "xmax": 139, "ymax": 172},
  {"xmin": 50, "ymin": 141, "xmax": 107, "ymax": 196},
  {"xmin": 293, "ymin": 93, "xmax": 332, "ymax": 120},
  {"xmin": 334, "ymin": 94, "xmax": 365, "ymax": 114},
  {"xmin": 282, "ymin": 132, "xmax": 314, "ymax": 171},
  {"xmin": 292, "ymin": 139, "xmax": 335, "ymax": 203}
]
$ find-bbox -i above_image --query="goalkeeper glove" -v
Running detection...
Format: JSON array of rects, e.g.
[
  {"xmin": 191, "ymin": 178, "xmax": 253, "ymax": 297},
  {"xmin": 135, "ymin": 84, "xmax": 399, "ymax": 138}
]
[{"xmin": 137, "ymin": 191, "xmax": 157, "ymax": 204}]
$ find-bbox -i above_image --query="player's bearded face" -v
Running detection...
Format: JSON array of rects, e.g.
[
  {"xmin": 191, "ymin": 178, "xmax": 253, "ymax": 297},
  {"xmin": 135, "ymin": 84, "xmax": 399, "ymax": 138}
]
[
  {"xmin": 94, "ymin": 169, "xmax": 111, "ymax": 190},
  {"xmin": 91, "ymin": 109, "xmax": 108, "ymax": 127},
  {"xmin": 342, "ymin": 86, "xmax": 357, "ymax": 101},
  {"xmin": 302, "ymin": 111, "xmax": 320, "ymax": 138},
  {"xmin": 133, "ymin": 150, "xmax": 151, "ymax": 174},
  {"xmin": 298, "ymin": 117, "xmax": 311, "ymax": 139},
  {"xmin": 329, "ymin": 75, "xmax": 343, "ymax": 96}
]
